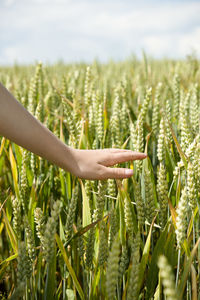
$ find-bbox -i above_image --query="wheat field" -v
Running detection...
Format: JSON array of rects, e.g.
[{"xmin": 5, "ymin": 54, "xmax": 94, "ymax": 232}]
[{"xmin": 0, "ymin": 56, "xmax": 200, "ymax": 299}]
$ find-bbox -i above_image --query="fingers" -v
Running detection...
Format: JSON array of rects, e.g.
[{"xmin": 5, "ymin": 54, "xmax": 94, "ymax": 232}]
[
  {"xmin": 100, "ymin": 166, "xmax": 134, "ymax": 179},
  {"xmin": 105, "ymin": 148, "xmax": 133, "ymax": 153},
  {"xmin": 105, "ymin": 148, "xmax": 143, "ymax": 154},
  {"xmin": 74, "ymin": 148, "xmax": 147, "ymax": 180},
  {"xmin": 102, "ymin": 151, "xmax": 147, "ymax": 166}
]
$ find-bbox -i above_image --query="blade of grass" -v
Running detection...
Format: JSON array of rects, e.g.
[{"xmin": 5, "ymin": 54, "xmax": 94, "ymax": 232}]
[
  {"xmin": 0, "ymin": 253, "xmax": 18, "ymax": 265},
  {"xmin": 187, "ymin": 207, "xmax": 198, "ymax": 239},
  {"xmin": 190, "ymin": 263, "xmax": 197, "ymax": 300},
  {"xmin": 167, "ymin": 121, "xmax": 187, "ymax": 168},
  {"xmin": 44, "ymin": 247, "xmax": 56, "ymax": 300},
  {"xmin": 55, "ymin": 233, "xmax": 85, "ymax": 300},
  {"xmin": 177, "ymin": 237, "xmax": 200, "ymax": 299},
  {"xmin": 0, "ymin": 192, "xmax": 10, "ymax": 214},
  {"xmin": 3, "ymin": 209, "xmax": 18, "ymax": 253},
  {"xmin": 146, "ymin": 222, "xmax": 169, "ymax": 298},
  {"xmin": 168, "ymin": 197, "xmax": 177, "ymax": 228},
  {"xmin": 9, "ymin": 145, "xmax": 20, "ymax": 199},
  {"xmin": 65, "ymin": 214, "xmax": 108, "ymax": 247},
  {"xmin": 0, "ymin": 137, "xmax": 6, "ymax": 156},
  {"xmin": 138, "ymin": 215, "xmax": 155, "ymax": 292},
  {"xmin": 80, "ymin": 179, "xmax": 91, "ymax": 229}
]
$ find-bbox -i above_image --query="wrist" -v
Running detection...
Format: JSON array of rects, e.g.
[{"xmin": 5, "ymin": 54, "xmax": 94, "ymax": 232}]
[{"xmin": 62, "ymin": 146, "xmax": 79, "ymax": 175}]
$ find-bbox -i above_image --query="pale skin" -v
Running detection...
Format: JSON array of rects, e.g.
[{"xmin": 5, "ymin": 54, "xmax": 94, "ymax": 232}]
[{"xmin": 0, "ymin": 83, "xmax": 147, "ymax": 180}]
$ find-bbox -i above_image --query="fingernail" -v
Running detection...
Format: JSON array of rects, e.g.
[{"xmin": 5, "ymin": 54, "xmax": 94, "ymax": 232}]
[{"xmin": 125, "ymin": 169, "xmax": 133, "ymax": 176}]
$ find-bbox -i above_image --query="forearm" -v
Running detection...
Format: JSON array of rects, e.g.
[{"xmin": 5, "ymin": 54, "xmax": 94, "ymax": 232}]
[
  {"xmin": 0, "ymin": 82, "xmax": 77, "ymax": 172},
  {"xmin": 0, "ymin": 82, "xmax": 147, "ymax": 180}
]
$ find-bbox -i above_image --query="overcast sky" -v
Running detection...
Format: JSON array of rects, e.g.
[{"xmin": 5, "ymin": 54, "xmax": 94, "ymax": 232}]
[{"xmin": 0, "ymin": 0, "xmax": 200, "ymax": 65}]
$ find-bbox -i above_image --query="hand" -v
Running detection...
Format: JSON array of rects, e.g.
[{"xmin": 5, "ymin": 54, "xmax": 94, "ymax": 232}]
[
  {"xmin": 70, "ymin": 148, "xmax": 147, "ymax": 180},
  {"xmin": 0, "ymin": 83, "xmax": 146, "ymax": 181}
]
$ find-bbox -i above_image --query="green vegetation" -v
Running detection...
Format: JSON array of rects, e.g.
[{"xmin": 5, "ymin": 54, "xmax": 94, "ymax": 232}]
[{"xmin": 0, "ymin": 57, "xmax": 200, "ymax": 299}]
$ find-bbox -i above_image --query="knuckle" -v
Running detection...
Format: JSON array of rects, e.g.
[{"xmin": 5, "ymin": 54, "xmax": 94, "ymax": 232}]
[
  {"xmin": 114, "ymin": 168, "xmax": 123, "ymax": 177},
  {"xmin": 98, "ymin": 166, "xmax": 106, "ymax": 179}
]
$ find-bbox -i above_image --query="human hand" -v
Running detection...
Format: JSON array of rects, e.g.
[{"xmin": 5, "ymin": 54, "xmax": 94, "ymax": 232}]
[
  {"xmin": 70, "ymin": 148, "xmax": 147, "ymax": 180},
  {"xmin": 0, "ymin": 83, "xmax": 147, "ymax": 181}
]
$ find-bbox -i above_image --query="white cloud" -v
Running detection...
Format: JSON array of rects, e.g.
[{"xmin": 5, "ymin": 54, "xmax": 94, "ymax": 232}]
[
  {"xmin": 3, "ymin": 0, "xmax": 15, "ymax": 7},
  {"xmin": 178, "ymin": 27, "xmax": 200, "ymax": 56},
  {"xmin": 2, "ymin": 46, "xmax": 18, "ymax": 61},
  {"xmin": 142, "ymin": 35, "xmax": 173, "ymax": 57},
  {"xmin": 0, "ymin": 0, "xmax": 200, "ymax": 64}
]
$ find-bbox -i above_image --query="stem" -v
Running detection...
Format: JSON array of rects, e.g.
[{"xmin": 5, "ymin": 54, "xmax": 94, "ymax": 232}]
[
  {"xmin": 186, "ymin": 280, "xmax": 189, "ymax": 300},
  {"xmin": 152, "ymin": 141, "xmax": 156, "ymax": 167},
  {"xmin": 117, "ymin": 282, "xmax": 120, "ymax": 300},
  {"xmin": 142, "ymin": 225, "xmax": 145, "ymax": 245},
  {"xmin": 176, "ymin": 248, "xmax": 181, "ymax": 287},
  {"xmin": 151, "ymin": 230, "xmax": 154, "ymax": 252},
  {"xmin": 99, "ymin": 268, "xmax": 102, "ymax": 296},
  {"xmin": 193, "ymin": 221, "xmax": 195, "ymax": 247},
  {"xmin": 63, "ymin": 264, "xmax": 66, "ymax": 300}
]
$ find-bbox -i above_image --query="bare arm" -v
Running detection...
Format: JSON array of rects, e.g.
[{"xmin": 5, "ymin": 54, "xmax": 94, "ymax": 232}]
[{"xmin": 0, "ymin": 83, "xmax": 146, "ymax": 180}]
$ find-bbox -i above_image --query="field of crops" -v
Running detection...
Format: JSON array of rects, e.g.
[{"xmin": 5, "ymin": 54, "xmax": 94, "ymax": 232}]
[{"xmin": 0, "ymin": 57, "xmax": 200, "ymax": 299}]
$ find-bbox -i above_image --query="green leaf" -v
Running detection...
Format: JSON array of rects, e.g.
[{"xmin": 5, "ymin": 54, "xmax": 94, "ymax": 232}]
[
  {"xmin": 55, "ymin": 234, "xmax": 85, "ymax": 300},
  {"xmin": 6, "ymin": 196, "xmax": 13, "ymax": 222},
  {"xmin": 175, "ymin": 171, "xmax": 181, "ymax": 207},
  {"xmin": 9, "ymin": 146, "xmax": 20, "ymax": 199},
  {"xmin": 13, "ymin": 144, "xmax": 22, "ymax": 169},
  {"xmin": 187, "ymin": 206, "xmax": 198, "ymax": 239},
  {"xmin": 59, "ymin": 216, "xmax": 66, "ymax": 242},
  {"xmin": 65, "ymin": 214, "xmax": 108, "ymax": 247},
  {"xmin": 0, "ymin": 253, "xmax": 18, "ymax": 266},
  {"xmin": 0, "ymin": 137, "xmax": 6, "ymax": 156},
  {"xmin": 66, "ymin": 172, "xmax": 72, "ymax": 199},
  {"xmin": 167, "ymin": 121, "xmax": 187, "ymax": 168},
  {"xmin": 34, "ymin": 251, "xmax": 43, "ymax": 297},
  {"xmin": 78, "ymin": 126, "xmax": 87, "ymax": 150},
  {"xmin": 138, "ymin": 217, "xmax": 154, "ymax": 291},
  {"xmin": 190, "ymin": 264, "xmax": 197, "ymax": 300},
  {"xmin": 3, "ymin": 209, "xmax": 18, "ymax": 253},
  {"xmin": 59, "ymin": 168, "xmax": 66, "ymax": 197},
  {"xmin": 146, "ymin": 222, "xmax": 169, "ymax": 298},
  {"xmin": 182, "ymin": 239, "xmax": 190, "ymax": 257},
  {"xmin": 118, "ymin": 190, "xmax": 126, "ymax": 245},
  {"xmin": 121, "ymin": 136, "xmax": 130, "ymax": 149},
  {"xmin": 168, "ymin": 198, "xmax": 177, "ymax": 229},
  {"xmin": 146, "ymin": 156, "xmax": 158, "ymax": 206},
  {"xmin": 90, "ymin": 268, "xmax": 101, "ymax": 299},
  {"xmin": 44, "ymin": 247, "xmax": 56, "ymax": 300},
  {"xmin": 0, "ymin": 222, "xmax": 4, "ymax": 235},
  {"xmin": 80, "ymin": 179, "xmax": 91, "ymax": 229},
  {"xmin": 177, "ymin": 237, "xmax": 200, "ymax": 299},
  {"xmin": 145, "ymin": 131, "xmax": 152, "ymax": 154},
  {"xmin": 164, "ymin": 229, "xmax": 177, "ymax": 268}
]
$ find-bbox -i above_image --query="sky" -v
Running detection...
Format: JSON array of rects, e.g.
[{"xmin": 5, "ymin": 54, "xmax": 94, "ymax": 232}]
[{"xmin": 0, "ymin": 0, "xmax": 200, "ymax": 65}]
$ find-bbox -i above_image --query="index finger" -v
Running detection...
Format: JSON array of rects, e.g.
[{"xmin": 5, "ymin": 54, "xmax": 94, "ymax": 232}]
[{"xmin": 104, "ymin": 151, "xmax": 147, "ymax": 167}]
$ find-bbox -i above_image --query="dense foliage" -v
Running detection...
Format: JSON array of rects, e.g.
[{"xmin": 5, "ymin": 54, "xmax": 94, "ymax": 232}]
[{"xmin": 0, "ymin": 57, "xmax": 200, "ymax": 299}]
